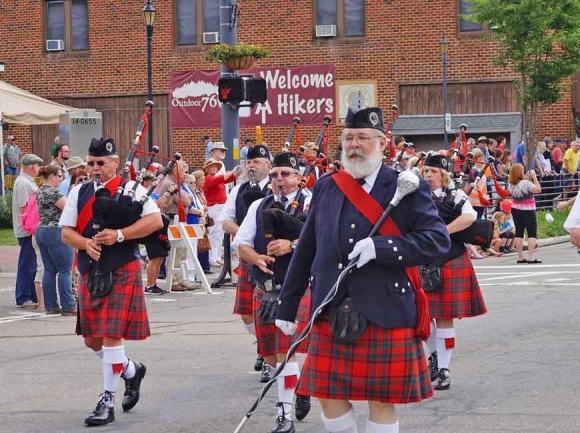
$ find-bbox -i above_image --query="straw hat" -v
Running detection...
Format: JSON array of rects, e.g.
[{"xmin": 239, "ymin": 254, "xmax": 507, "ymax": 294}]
[{"xmin": 203, "ymin": 158, "xmax": 223, "ymax": 172}]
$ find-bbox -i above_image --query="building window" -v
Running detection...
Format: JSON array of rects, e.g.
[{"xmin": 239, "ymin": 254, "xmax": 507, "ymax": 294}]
[
  {"xmin": 176, "ymin": 0, "xmax": 220, "ymax": 46},
  {"xmin": 315, "ymin": 0, "xmax": 365, "ymax": 37},
  {"xmin": 458, "ymin": 0, "xmax": 484, "ymax": 32},
  {"xmin": 45, "ymin": 0, "xmax": 89, "ymax": 51}
]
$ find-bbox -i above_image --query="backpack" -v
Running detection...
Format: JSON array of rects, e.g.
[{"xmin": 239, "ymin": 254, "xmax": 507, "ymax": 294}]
[{"xmin": 20, "ymin": 193, "xmax": 40, "ymax": 235}]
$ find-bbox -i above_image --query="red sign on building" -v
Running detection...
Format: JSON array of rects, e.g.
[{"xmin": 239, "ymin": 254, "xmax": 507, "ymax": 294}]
[{"xmin": 170, "ymin": 65, "xmax": 335, "ymax": 128}]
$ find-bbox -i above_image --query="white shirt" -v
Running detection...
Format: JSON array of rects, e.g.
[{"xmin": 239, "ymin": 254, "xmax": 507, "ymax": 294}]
[
  {"xmin": 432, "ymin": 187, "xmax": 478, "ymax": 219},
  {"xmin": 232, "ymin": 188, "xmax": 311, "ymax": 250},
  {"xmin": 564, "ymin": 197, "xmax": 580, "ymax": 232},
  {"xmin": 218, "ymin": 177, "xmax": 270, "ymax": 225},
  {"xmin": 59, "ymin": 179, "xmax": 160, "ymax": 228},
  {"xmin": 354, "ymin": 163, "xmax": 381, "ymax": 194}
]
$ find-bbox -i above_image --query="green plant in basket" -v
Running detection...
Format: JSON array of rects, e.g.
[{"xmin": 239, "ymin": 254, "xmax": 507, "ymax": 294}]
[{"xmin": 205, "ymin": 43, "xmax": 271, "ymax": 63}]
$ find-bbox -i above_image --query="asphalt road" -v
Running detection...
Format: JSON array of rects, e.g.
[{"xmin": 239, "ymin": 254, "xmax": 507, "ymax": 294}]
[{"xmin": 1, "ymin": 243, "xmax": 579, "ymax": 433}]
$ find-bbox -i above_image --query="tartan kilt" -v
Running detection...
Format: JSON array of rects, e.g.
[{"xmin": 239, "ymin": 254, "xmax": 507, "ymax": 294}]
[
  {"xmin": 76, "ymin": 260, "xmax": 150, "ymax": 340},
  {"xmin": 297, "ymin": 314, "xmax": 433, "ymax": 403},
  {"xmin": 253, "ymin": 289, "xmax": 310, "ymax": 357},
  {"xmin": 233, "ymin": 260, "xmax": 254, "ymax": 316},
  {"xmin": 427, "ymin": 251, "xmax": 487, "ymax": 320}
]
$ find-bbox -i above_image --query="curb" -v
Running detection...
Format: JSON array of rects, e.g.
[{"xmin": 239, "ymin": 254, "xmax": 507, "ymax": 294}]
[{"xmin": 525, "ymin": 235, "xmax": 570, "ymax": 250}]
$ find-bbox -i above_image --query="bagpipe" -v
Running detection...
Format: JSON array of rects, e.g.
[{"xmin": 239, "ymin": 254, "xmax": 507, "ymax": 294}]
[{"xmin": 385, "ymin": 104, "xmax": 398, "ymax": 163}]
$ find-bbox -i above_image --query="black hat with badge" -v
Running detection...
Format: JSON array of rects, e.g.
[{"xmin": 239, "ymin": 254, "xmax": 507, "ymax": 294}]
[
  {"xmin": 273, "ymin": 152, "xmax": 299, "ymax": 170},
  {"xmin": 424, "ymin": 152, "xmax": 449, "ymax": 171},
  {"xmin": 247, "ymin": 144, "xmax": 271, "ymax": 160},
  {"xmin": 89, "ymin": 138, "xmax": 117, "ymax": 157},
  {"xmin": 344, "ymin": 107, "xmax": 385, "ymax": 133}
]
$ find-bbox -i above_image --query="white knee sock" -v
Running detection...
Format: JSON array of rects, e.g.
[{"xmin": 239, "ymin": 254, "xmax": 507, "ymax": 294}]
[
  {"xmin": 102, "ymin": 346, "xmax": 126, "ymax": 393},
  {"xmin": 426, "ymin": 319, "xmax": 437, "ymax": 354},
  {"xmin": 366, "ymin": 419, "xmax": 399, "ymax": 433},
  {"xmin": 435, "ymin": 328, "xmax": 456, "ymax": 369},
  {"xmin": 123, "ymin": 356, "xmax": 136, "ymax": 379},
  {"xmin": 276, "ymin": 362, "xmax": 299, "ymax": 421},
  {"xmin": 321, "ymin": 405, "xmax": 358, "ymax": 433},
  {"xmin": 244, "ymin": 322, "xmax": 256, "ymax": 336}
]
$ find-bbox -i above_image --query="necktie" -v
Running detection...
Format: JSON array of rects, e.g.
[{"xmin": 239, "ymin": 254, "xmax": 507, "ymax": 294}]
[
  {"xmin": 356, "ymin": 178, "xmax": 366, "ymax": 186},
  {"xmin": 280, "ymin": 196, "xmax": 288, "ymax": 208}
]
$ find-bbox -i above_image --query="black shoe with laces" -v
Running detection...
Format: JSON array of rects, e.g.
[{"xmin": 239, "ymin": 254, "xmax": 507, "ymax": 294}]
[
  {"xmin": 434, "ymin": 368, "xmax": 451, "ymax": 390},
  {"xmin": 294, "ymin": 394, "xmax": 310, "ymax": 421},
  {"xmin": 271, "ymin": 403, "xmax": 296, "ymax": 433},
  {"xmin": 260, "ymin": 363, "xmax": 274, "ymax": 383},
  {"xmin": 428, "ymin": 352, "xmax": 439, "ymax": 382},
  {"xmin": 149, "ymin": 284, "xmax": 167, "ymax": 295},
  {"xmin": 122, "ymin": 362, "xmax": 147, "ymax": 412},
  {"xmin": 254, "ymin": 356, "xmax": 264, "ymax": 372},
  {"xmin": 84, "ymin": 391, "xmax": 115, "ymax": 426}
]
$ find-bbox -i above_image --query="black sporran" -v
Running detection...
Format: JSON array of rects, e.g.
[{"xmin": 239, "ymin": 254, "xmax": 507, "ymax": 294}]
[
  {"xmin": 88, "ymin": 264, "xmax": 114, "ymax": 298},
  {"xmin": 419, "ymin": 264, "xmax": 442, "ymax": 292},
  {"xmin": 257, "ymin": 291, "xmax": 279, "ymax": 324},
  {"xmin": 328, "ymin": 297, "xmax": 367, "ymax": 342}
]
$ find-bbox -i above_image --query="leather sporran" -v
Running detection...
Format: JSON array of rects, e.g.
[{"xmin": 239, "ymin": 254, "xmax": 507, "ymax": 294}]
[
  {"xmin": 419, "ymin": 264, "xmax": 442, "ymax": 292},
  {"xmin": 257, "ymin": 291, "xmax": 279, "ymax": 324},
  {"xmin": 328, "ymin": 297, "xmax": 367, "ymax": 342},
  {"xmin": 197, "ymin": 233, "xmax": 211, "ymax": 253},
  {"xmin": 87, "ymin": 265, "xmax": 113, "ymax": 298}
]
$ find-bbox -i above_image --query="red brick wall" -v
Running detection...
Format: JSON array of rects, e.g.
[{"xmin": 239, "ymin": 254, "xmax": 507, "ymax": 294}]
[{"xmin": 0, "ymin": 0, "xmax": 574, "ymax": 169}]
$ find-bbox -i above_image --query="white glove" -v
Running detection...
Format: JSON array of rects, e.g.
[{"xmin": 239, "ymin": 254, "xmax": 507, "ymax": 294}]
[
  {"xmin": 275, "ymin": 319, "xmax": 297, "ymax": 336},
  {"xmin": 348, "ymin": 237, "xmax": 376, "ymax": 268}
]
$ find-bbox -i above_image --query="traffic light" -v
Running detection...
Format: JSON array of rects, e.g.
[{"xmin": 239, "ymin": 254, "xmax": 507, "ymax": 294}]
[
  {"xmin": 217, "ymin": 77, "xmax": 268, "ymax": 106},
  {"xmin": 218, "ymin": 77, "xmax": 245, "ymax": 104}
]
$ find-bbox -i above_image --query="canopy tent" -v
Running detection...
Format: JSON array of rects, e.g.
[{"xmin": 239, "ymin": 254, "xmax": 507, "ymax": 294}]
[{"xmin": 0, "ymin": 79, "xmax": 76, "ymax": 195}]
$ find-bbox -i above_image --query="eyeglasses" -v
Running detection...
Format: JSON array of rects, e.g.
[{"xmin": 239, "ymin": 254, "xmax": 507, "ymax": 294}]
[
  {"xmin": 87, "ymin": 160, "xmax": 106, "ymax": 167},
  {"xmin": 342, "ymin": 134, "xmax": 383, "ymax": 145},
  {"xmin": 269, "ymin": 170, "xmax": 295, "ymax": 179},
  {"xmin": 76, "ymin": 177, "xmax": 87, "ymax": 183}
]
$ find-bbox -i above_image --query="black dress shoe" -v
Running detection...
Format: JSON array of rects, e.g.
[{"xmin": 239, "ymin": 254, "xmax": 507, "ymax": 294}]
[
  {"xmin": 122, "ymin": 362, "xmax": 147, "ymax": 412},
  {"xmin": 84, "ymin": 392, "xmax": 115, "ymax": 426},
  {"xmin": 294, "ymin": 394, "xmax": 310, "ymax": 421},
  {"xmin": 428, "ymin": 352, "xmax": 439, "ymax": 382},
  {"xmin": 271, "ymin": 415, "xmax": 295, "ymax": 433},
  {"xmin": 254, "ymin": 356, "xmax": 264, "ymax": 372},
  {"xmin": 434, "ymin": 368, "xmax": 451, "ymax": 390}
]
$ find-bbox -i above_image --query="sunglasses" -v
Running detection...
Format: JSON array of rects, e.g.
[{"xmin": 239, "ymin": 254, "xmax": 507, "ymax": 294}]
[
  {"xmin": 269, "ymin": 170, "xmax": 294, "ymax": 179},
  {"xmin": 87, "ymin": 160, "xmax": 106, "ymax": 167},
  {"xmin": 76, "ymin": 177, "xmax": 87, "ymax": 183}
]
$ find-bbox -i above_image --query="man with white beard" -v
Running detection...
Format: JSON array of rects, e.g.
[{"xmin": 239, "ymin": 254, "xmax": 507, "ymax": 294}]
[
  {"xmin": 275, "ymin": 107, "xmax": 451, "ymax": 433},
  {"xmin": 219, "ymin": 145, "xmax": 272, "ymax": 376}
]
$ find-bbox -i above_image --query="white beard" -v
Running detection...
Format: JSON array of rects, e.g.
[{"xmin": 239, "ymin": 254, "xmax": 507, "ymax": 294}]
[{"xmin": 341, "ymin": 148, "xmax": 383, "ymax": 179}]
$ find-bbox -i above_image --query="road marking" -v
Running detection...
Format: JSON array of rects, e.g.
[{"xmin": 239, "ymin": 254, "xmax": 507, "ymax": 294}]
[
  {"xmin": 0, "ymin": 312, "xmax": 62, "ymax": 323},
  {"xmin": 477, "ymin": 271, "xmax": 558, "ymax": 282},
  {"xmin": 474, "ymin": 263, "xmax": 579, "ymax": 270},
  {"xmin": 148, "ymin": 298, "xmax": 176, "ymax": 302}
]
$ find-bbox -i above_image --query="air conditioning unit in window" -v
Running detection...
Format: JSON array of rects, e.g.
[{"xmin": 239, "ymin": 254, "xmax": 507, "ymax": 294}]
[
  {"xmin": 46, "ymin": 39, "xmax": 65, "ymax": 51},
  {"xmin": 315, "ymin": 25, "xmax": 336, "ymax": 38},
  {"xmin": 202, "ymin": 32, "xmax": 220, "ymax": 44}
]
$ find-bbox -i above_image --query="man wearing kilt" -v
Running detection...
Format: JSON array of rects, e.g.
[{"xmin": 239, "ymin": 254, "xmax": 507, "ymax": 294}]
[
  {"xmin": 276, "ymin": 107, "xmax": 451, "ymax": 433},
  {"xmin": 220, "ymin": 145, "xmax": 272, "ymax": 377},
  {"xmin": 420, "ymin": 153, "xmax": 487, "ymax": 390},
  {"xmin": 235, "ymin": 152, "xmax": 312, "ymax": 433},
  {"xmin": 60, "ymin": 138, "xmax": 163, "ymax": 426}
]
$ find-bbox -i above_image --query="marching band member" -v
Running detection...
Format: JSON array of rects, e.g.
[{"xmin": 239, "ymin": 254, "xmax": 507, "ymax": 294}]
[
  {"xmin": 219, "ymin": 145, "xmax": 272, "ymax": 376},
  {"xmin": 276, "ymin": 108, "xmax": 450, "ymax": 433},
  {"xmin": 420, "ymin": 153, "xmax": 487, "ymax": 390},
  {"xmin": 235, "ymin": 152, "xmax": 312, "ymax": 433},
  {"xmin": 60, "ymin": 138, "xmax": 163, "ymax": 426}
]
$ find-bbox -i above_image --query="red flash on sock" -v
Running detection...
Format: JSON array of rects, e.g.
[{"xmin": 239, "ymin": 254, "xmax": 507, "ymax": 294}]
[
  {"xmin": 112, "ymin": 363, "xmax": 124, "ymax": 374},
  {"xmin": 445, "ymin": 337, "xmax": 455, "ymax": 350},
  {"xmin": 284, "ymin": 374, "xmax": 298, "ymax": 389}
]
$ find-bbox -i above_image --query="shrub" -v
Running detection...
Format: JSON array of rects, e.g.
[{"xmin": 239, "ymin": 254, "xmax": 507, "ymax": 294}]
[
  {"xmin": 0, "ymin": 193, "xmax": 13, "ymax": 229},
  {"xmin": 205, "ymin": 43, "xmax": 271, "ymax": 63}
]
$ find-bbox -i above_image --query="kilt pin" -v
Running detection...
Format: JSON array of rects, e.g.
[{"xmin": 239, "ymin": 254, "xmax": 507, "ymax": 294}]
[
  {"xmin": 76, "ymin": 259, "xmax": 150, "ymax": 340},
  {"xmin": 426, "ymin": 251, "xmax": 487, "ymax": 320},
  {"xmin": 254, "ymin": 288, "xmax": 310, "ymax": 358},
  {"xmin": 233, "ymin": 259, "xmax": 254, "ymax": 316}
]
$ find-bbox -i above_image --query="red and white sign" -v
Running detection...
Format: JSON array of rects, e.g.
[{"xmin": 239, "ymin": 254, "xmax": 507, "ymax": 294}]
[{"xmin": 170, "ymin": 65, "xmax": 335, "ymax": 128}]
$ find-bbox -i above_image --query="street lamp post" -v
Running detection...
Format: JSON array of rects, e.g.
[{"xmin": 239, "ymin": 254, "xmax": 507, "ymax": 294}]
[
  {"xmin": 441, "ymin": 33, "xmax": 449, "ymax": 150},
  {"xmin": 143, "ymin": 1, "xmax": 156, "ymax": 151}
]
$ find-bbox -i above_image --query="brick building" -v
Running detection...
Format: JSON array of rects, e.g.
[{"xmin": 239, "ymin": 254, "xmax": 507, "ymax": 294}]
[{"xmin": 1, "ymin": 0, "xmax": 579, "ymax": 168}]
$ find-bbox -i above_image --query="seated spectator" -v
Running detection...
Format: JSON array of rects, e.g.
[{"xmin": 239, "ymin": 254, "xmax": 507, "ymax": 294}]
[
  {"xmin": 35, "ymin": 164, "xmax": 76, "ymax": 315},
  {"xmin": 493, "ymin": 211, "xmax": 515, "ymax": 253}
]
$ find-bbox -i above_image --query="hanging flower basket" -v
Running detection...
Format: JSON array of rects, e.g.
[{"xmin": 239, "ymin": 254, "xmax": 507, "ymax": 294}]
[
  {"xmin": 223, "ymin": 55, "xmax": 256, "ymax": 71},
  {"xmin": 205, "ymin": 43, "xmax": 271, "ymax": 71}
]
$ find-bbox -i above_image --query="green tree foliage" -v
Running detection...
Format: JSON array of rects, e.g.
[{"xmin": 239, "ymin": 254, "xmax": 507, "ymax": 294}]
[{"xmin": 469, "ymin": 0, "xmax": 580, "ymax": 167}]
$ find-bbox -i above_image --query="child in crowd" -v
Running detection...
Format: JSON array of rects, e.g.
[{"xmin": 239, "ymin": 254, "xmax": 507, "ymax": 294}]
[{"xmin": 495, "ymin": 211, "xmax": 515, "ymax": 253}]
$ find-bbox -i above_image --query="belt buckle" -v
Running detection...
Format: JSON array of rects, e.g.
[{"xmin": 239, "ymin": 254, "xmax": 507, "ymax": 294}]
[{"xmin": 260, "ymin": 279, "xmax": 282, "ymax": 293}]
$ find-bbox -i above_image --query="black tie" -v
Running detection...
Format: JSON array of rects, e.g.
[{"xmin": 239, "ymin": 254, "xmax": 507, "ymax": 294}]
[
  {"xmin": 281, "ymin": 196, "xmax": 288, "ymax": 207},
  {"xmin": 357, "ymin": 178, "xmax": 366, "ymax": 185}
]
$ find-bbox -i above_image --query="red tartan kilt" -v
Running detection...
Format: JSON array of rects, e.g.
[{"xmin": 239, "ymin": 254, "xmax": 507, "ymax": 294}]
[
  {"xmin": 297, "ymin": 314, "xmax": 433, "ymax": 403},
  {"xmin": 426, "ymin": 251, "xmax": 487, "ymax": 320},
  {"xmin": 77, "ymin": 260, "xmax": 150, "ymax": 340},
  {"xmin": 233, "ymin": 260, "xmax": 254, "ymax": 316},
  {"xmin": 253, "ymin": 290, "xmax": 310, "ymax": 357}
]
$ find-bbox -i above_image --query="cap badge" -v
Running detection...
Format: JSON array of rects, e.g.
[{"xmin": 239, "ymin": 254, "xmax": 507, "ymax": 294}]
[
  {"xmin": 289, "ymin": 157, "xmax": 297, "ymax": 167},
  {"xmin": 441, "ymin": 158, "xmax": 448, "ymax": 168},
  {"xmin": 369, "ymin": 112, "xmax": 379, "ymax": 127},
  {"xmin": 106, "ymin": 142, "xmax": 113, "ymax": 153},
  {"xmin": 259, "ymin": 147, "xmax": 266, "ymax": 156}
]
